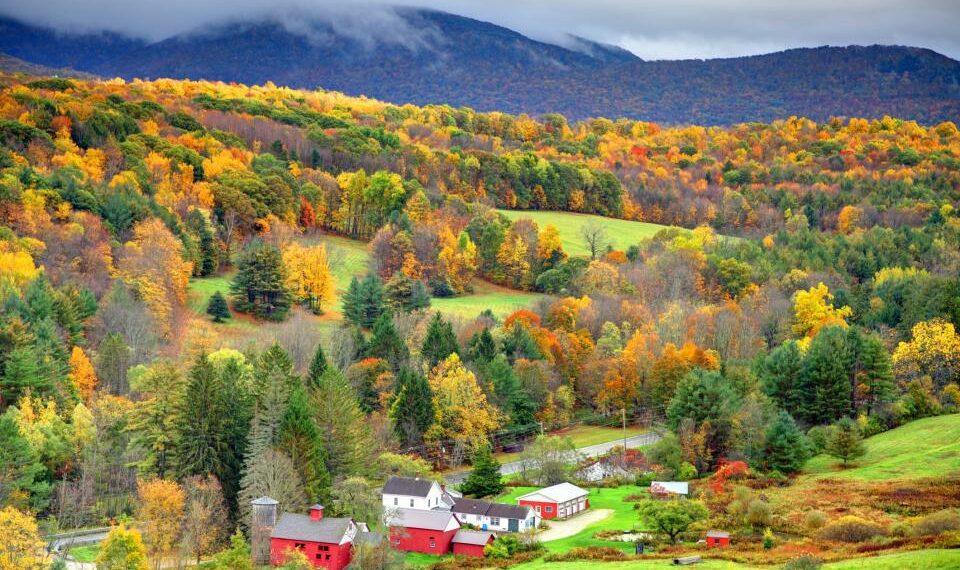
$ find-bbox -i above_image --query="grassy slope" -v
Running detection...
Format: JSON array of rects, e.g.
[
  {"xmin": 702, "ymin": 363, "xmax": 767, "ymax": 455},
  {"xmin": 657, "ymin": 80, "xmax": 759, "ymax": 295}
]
[
  {"xmin": 431, "ymin": 279, "xmax": 542, "ymax": 320},
  {"xmin": 802, "ymin": 414, "xmax": 960, "ymax": 481},
  {"xmin": 515, "ymin": 550, "xmax": 960, "ymax": 569},
  {"xmin": 68, "ymin": 545, "xmax": 100, "ymax": 563},
  {"xmin": 496, "ymin": 209, "xmax": 677, "ymax": 257}
]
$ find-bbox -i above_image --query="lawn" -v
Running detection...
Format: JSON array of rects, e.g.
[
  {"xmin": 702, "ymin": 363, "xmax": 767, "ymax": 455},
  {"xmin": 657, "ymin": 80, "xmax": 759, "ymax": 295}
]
[
  {"xmin": 68, "ymin": 544, "xmax": 100, "ymax": 563},
  {"xmin": 431, "ymin": 279, "xmax": 542, "ymax": 321},
  {"xmin": 496, "ymin": 209, "xmax": 678, "ymax": 257},
  {"xmin": 802, "ymin": 414, "xmax": 960, "ymax": 481},
  {"xmin": 556, "ymin": 424, "xmax": 649, "ymax": 449}
]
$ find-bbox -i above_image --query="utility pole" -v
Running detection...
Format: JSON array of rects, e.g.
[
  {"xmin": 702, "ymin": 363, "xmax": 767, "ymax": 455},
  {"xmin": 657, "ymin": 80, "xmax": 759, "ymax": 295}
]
[{"xmin": 621, "ymin": 408, "xmax": 627, "ymax": 461}]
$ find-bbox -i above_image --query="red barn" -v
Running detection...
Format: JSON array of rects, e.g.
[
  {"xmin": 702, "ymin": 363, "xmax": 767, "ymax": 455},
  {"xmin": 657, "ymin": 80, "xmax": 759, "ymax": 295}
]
[
  {"xmin": 706, "ymin": 530, "xmax": 730, "ymax": 547},
  {"xmin": 451, "ymin": 530, "xmax": 495, "ymax": 557},
  {"xmin": 269, "ymin": 505, "xmax": 361, "ymax": 570},
  {"xmin": 387, "ymin": 508, "xmax": 460, "ymax": 555},
  {"xmin": 517, "ymin": 482, "xmax": 589, "ymax": 520}
]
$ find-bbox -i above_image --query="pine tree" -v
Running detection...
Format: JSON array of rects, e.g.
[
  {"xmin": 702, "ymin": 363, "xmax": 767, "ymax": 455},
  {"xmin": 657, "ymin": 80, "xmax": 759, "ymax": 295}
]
[
  {"xmin": 246, "ymin": 344, "xmax": 299, "ymax": 458},
  {"xmin": 206, "ymin": 291, "xmax": 231, "ymax": 323},
  {"xmin": 367, "ymin": 312, "xmax": 409, "ymax": 370},
  {"xmin": 759, "ymin": 340, "xmax": 803, "ymax": 417},
  {"xmin": 216, "ymin": 358, "xmax": 253, "ymax": 518},
  {"xmin": 421, "ymin": 312, "xmax": 459, "ymax": 367},
  {"xmin": 384, "ymin": 273, "xmax": 431, "ymax": 313},
  {"xmin": 459, "ymin": 445, "xmax": 504, "ymax": 498},
  {"xmin": 0, "ymin": 414, "xmax": 48, "ymax": 510},
  {"xmin": 389, "ymin": 368, "xmax": 435, "ymax": 447},
  {"xmin": 175, "ymin": 354, "xmax": 227, "ymax": 479},
  {"xmin": 762, "ymin": 410, "xmax": 809, "ymax": 475},
  {"xmin": 797, "ymin": 326, "xmax": 851, "ymax": 424},
  {"xmin": 1, "ymin": 346, "xmax": 45, "ymax": 405},
  {"xmin": 311, "ymin": 368, "xmax": 375, "ymax": 478},
  {"xmin": 342, "ymin": 274, "xmax": 386, "ymax": 328},
  {"xmin": 186, "ymin": 209, "xmax": 219, "ymax": 276},
  {"xmin": 278, "ymin": 385, "xmax": 332, "ymax": 505},
  {"xmin": 305, "ymin": 344, "xmax": 329, "ymax": 391},
  {"xmin": 230, "ymin": 242, "xmax": 292, "ymax": 321},
  {"xmin": 825, "ymin": 417, "xmax": 865, "ymax": 465},
  {"xmin": 95, "ymin": 332, "xmax": 132, "ymax": 395},
  {"xmin": 468, "ymin": 328, "xmax": 498, "ymax": 363},
  {"xmin": 848, "ymin": 329, "xmax": 895, "ymax": 414}
]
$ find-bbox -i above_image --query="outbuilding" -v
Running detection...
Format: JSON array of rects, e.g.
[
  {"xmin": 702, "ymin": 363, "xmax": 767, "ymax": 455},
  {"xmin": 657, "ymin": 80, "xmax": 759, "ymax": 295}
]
[
  {"xmin": 649, "ymin": 481, "xmax": 689, "ymax": 499},
  {"xmin": 705, "ymin": 530, "xmax": 730, "ymax": 547},
  {"xmin": 516, "ymin": 482, "xmax": 589, "ymax": 520},
  {"xmin": 386, "ymin": 508, "xmax": 460, "ymax": 555},
  {"xmin": 451, "ymin": 498, "xmax": 539, "ymax": 532},
  {"xmin": 451, "ymin": 530, "xmax": 495, "ymax": 557},
  {"xmin": 269, "ymin": 504, "xmax": 360, "ymax": 570}
]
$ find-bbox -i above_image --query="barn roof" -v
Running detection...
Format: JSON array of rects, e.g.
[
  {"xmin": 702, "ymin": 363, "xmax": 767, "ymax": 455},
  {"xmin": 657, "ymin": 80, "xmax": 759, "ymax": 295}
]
[
  {"xmin": 382, "ymin": 476, "xmax": 435, "ymax": 497},
  {"xmin": 517, "ymin": 482, "xmax": 588, "ymax": 503},
  {"xmin": 271, "ymin": 513, "xmax": 353, "ymax": 544},
  {"xmin": 452, "ymin": 530, "xmax": 495, "ymax": 546},
  {"xmin": 707, "ymin": 530, "xmax": 730, "ymax": 538},
  {"xmin": 452, "ymin": 498, "xmax": 533, "ymax": 520},
  {"xmin": 386, "ymin": 508, "xmax": 459, "ymax": 531}
]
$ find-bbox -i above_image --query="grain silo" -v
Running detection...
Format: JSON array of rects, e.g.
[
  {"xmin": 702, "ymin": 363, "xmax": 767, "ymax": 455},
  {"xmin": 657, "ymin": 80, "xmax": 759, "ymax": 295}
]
[{"xmin": 251, "ymin": 496, "xmax": 279, "ymax": 565}]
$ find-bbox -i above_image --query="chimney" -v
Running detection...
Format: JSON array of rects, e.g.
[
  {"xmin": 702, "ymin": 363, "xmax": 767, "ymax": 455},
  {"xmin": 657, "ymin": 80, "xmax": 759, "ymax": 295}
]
[{"xmin": 309, "ymin": 504, "xmax": 324, "ymax": 521}]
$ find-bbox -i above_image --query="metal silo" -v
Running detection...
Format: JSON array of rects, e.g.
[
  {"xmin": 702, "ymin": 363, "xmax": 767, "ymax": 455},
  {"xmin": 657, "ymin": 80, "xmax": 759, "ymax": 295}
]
[{"xmin": 251, "ymin": 496, "xmax": 279, "ymax": 565}]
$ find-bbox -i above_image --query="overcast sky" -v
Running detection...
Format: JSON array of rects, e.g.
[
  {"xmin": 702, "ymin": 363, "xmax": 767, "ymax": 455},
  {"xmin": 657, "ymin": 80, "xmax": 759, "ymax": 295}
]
[{"xmin": 3, "ymin": 0, "xmax": 959, "ymax": 60}]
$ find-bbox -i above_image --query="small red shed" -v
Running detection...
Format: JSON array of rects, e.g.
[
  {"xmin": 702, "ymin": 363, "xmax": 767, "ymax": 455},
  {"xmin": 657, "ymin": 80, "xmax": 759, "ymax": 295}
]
[
  {"xmin": 269, "ymin": 505, "xmax": 360, "ymax": 570},
  {"xmin": 451, "ymin": 530, "xmax": 495, "ymax": 557},
  {"xmin": 387, "ymin": 508, "xmax": 460, "ymax": 555},
  {"xmin": 706, "ymin": 530, "xmax": 730, "ymax": 547}
]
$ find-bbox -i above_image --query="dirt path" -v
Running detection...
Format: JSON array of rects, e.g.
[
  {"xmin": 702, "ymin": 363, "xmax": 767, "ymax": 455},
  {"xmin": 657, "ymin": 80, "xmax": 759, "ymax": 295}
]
[{"xmin": 537, "ymin": 508, "xmax": 614, "ymax": 542}]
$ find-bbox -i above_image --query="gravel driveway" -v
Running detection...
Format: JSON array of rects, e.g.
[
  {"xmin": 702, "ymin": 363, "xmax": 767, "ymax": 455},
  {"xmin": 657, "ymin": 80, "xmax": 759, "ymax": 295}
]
[{"xmin": 537, "ymin": 508, "xmax": 614, "ymax": 542}]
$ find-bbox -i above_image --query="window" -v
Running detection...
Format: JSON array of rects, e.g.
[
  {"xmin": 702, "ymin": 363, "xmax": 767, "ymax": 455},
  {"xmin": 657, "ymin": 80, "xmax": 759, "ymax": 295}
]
[
  {"xmin": 316, "ymin": 552, "xmax": 323, "ymax": 560},
  {"xmin": 534, "ymin": 505, "xmax": 541, "ymax": 513},
  {"xmin": 294, "ymin": 542, "xmax": 306, "ymax": 551},
  {"xmin": 325, "ymin": 555, "xmax": 331, "ymax": 561},
  {"xmin": 491, "ymin": 517, "xmax": 500, "ymax": 526},
  {"xmin": 546, "ymin": 506, "xmax": 553, "ymax": 513},
  {"xmin": 393, "ymin": 498, "xmax": 398, "ymax": 506},
  {"xmin": 319, "ymin": 546, "xmax": 329, "ymax": 552},
  {"xmin": 410, "ymin": 499, "xmax": 414, "ymax": 507},
  {"xmin": 429, "ymin": 537, "xmax": 436, "ymax": 549}
]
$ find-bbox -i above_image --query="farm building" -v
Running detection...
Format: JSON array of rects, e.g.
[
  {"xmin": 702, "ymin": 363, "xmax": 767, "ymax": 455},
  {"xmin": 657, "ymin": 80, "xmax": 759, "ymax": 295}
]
[
  {"xmin": 649, "ymin": 481, "xmax": 689, "ymax": 498},
  {"xmin": 706, "ymin": 530, "xmax": 730, "ymax": 547},
  {"xmin": 386, "ymin": 508, "xmax": 461, "ymax": 555},
  {"xmin": 516, "ymin": 482, "xmax": 589, "ymax": 519},
  {"xmin": 381, "ymin": 476, "xmax": 456, "ymax": 511},
  {"xmin": 451, "ymin": 497, "xmax": 539, "ymax": 532},
  {"xmin": 269, "ymin": 504, "xmax": 366, "ymax": 570},
  {"xmin": 451, "ymin": 530, "xmax": 496, "ymax": 557}
]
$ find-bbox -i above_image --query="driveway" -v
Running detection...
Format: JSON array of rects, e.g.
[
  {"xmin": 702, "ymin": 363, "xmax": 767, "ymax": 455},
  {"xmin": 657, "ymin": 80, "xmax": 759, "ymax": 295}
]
[
  {"xmin": 537, "ymin": 508, "xmax": 614, "ymax": 541},
  {"xmin": 446, "ymin": 431, "xmax": 662, "ymax": 484}
]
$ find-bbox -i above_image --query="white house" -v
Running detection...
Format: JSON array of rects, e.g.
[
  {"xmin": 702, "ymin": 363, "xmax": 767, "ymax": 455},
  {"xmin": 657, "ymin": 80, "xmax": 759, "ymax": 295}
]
[
  {"xmin": 381, "ymin": 476, "xmax": 456, "ymax": 511},
  {"xmin": 451, "ymin": 498, "xmax": 540, "ymax": 532},
  {"xmin": 649, "ymin": 481, "xmax": 689, "ymax": 498}
]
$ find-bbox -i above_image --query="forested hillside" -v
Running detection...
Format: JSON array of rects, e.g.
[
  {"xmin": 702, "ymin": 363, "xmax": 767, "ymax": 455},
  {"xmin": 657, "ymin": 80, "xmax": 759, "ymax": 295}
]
[
  {"xmin": 0, "ymin": 73, "xmax": 959, "ymax": 567},
  {"xmin": 2, "ymin": 11, "xmax": 960, "ymax": 124}
]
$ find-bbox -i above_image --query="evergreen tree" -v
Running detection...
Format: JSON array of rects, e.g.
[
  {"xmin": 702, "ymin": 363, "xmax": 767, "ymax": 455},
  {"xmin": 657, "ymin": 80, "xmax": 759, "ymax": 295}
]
[
  {"xmin": 1, "ymin": 346, "xmax": 47, "ymax": 405},
  {"xmin": 0, "ymin": 413, "xmax": 48, "ymax": 510},
  {"xmin": 762, "ymin": 411, "xmax": 809, "ymax": 475},
  {"xmin": 825, "ymin": 417, "xmax": 866, "ymax": 465},
  {"xmin": 468, "ymin": 328, "xmax": 498, "ymax": 363},
  {"xmin": 421, "ymin": 312, "xmax": 459, "ymax": 367},
  {"xmin": 342, "ymin": 274, "xmax": 386, "ymax": 328},
  {"xmin": 367, "ymin": 312, "xmax": 409, "ymax": 370},
  {"xmin": 206, "ymin": 292, "xmax": 230, "ymax": 323},
  {"xmin": 759, "ymin": 340, "xmax": 803, "ymax": 417},
  {"xmin": 305, "ymin": 344, "xmax": 329, "ymax": 391},
  {"xmin": 508, "ymin": 390, "xmax": 538, "ymax": 429},
  {"xmin": 311, "ymin": 369, "xmax": 375, "ymax": 478},
  {"xmin": 216, "ymin": 358, "xmax": 254, "ymax": 519},
  {"xmin": 384, "ymin": 273, "xmax": 431, "ymax": 313},
  {"xmin": 848, "ymin": 329, "xmax": 895, "ymax": 414},
  {"xmin": 246, "ymin": 344, "xmax": 299, "ymax": 458},
  {"xmin": 95, "ymin": 333, "xmax": 132, "ymax": 395},
  {"xmin": 278, "ymin": 385, "xmax": 332, "ymax": 505},
  {"xmin": 797, "ymin": 326, "xmax": 851, "ymax": 424},
  {"xmin": 175, "ymin": 354, "xmax": 227, "ymax": 479},
  {"xmin": 230, "ymin": 242, "xmax": 291, "ymax": 321},
  {"xmin": 459, "ymin": 445, "xmax": 504, "ymax": 498},
  {"xmin": 186, "ymin": 209, "xmax": 219, "ymax": 276},
  {"xmin": 389, "ymin": 368, "xmax": 435, "ymax": 447},
  {"xmin": 481, "ymin": 355, "xmax": 519, "ymax": 407}
]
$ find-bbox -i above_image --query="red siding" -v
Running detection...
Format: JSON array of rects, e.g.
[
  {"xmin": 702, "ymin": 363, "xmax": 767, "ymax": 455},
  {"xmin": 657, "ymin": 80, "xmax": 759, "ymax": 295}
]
[
  {"xmin": 453, "ymin": 542, "xmax": 489, "ymax": 557},
  {"xmin": 270, "ymin": 538, "xmax": 352, "ymax": 570},
  {"xmin": 389, "ymin": 526, "xmax": 457, "ymax": 555},
  {"xmin": 518, "ymin": 499, "xmax": 558, "ymax": 519},
  {"xmin": 706, "ymin": 536, "xmax": 730, "ymax": 547}
]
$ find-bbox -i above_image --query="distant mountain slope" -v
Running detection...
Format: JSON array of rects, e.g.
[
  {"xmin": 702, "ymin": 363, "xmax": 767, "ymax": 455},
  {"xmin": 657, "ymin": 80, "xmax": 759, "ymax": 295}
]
[
  {"xmin": 0, "ymin": 52, "xmax": 98, "ymax": 79},
  {"xmin": 2, "ymin": 10, "xmax": 959, "ymax": 124}
]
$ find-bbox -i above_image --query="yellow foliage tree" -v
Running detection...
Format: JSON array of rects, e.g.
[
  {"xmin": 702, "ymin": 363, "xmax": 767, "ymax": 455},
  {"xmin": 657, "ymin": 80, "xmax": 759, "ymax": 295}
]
[
  {"xmin": 837, "ymin": 205, "xmax": 864, "ymax": 234},
  {"xmin": 0, "ymin": 506, "xmax": 45, "ymax": 570},
  {"xmin": 892, "ymin": 319, "xmax": 960, "ymax": 389},
  {"xmin": 137, "ymin": 478, "xmax": 186, "ymax": 569},
  {"xmin": 97, "ymin": 523, "xmax": 149, "ymax": 570},
  {"xmin": 426, "ymin": 354, "xmax": 501, "ymax": 459},
  {"xmin": 437, "ymin": 230, "xmax": 478, "ymax": 294},
  {"xmin": 496, "ymin": 233, "xmax": 531, "ymax": 289},
  {"xmin": 792, "ymin": 282, "xmax": 852, "ymax": 343},
  {"xmin": 537, "ymin": 224, "xmax": 565, "ymax": 264},
  {"xmin": 282, "ymin": 242, "xmax": 336, "ymax": 313},
  {"xmin": 68, "ymin": 346, "xmax": 98, "ymax": 402}
]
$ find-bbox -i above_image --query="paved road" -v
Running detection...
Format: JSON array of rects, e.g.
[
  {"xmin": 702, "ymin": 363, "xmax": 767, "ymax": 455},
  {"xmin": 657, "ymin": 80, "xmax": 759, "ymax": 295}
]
[{"xmin": 446, "ymin": 431, "xmax": 662, "ymax": 484}]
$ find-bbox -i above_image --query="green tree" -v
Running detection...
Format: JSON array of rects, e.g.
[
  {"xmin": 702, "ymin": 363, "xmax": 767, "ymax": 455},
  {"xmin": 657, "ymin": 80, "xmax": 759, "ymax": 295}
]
[
  {"xmin": 311, "ymin": 368, "xmax": 374, "ymax": 478},
  {"xmin": 825, "ymin": 417, "xmax": 866, "ymax": 466},
  {"xmin": 797, "ymin": 326, "xmax": 852, "ymax": 424},
  {"xmin": 459, "ymin": 445, "xmax": 504, "ymax": 498},
  {"xmin": 0, "ymin": 414, "xmax": 48, "ymax": 510},
  {"xmin": 96, "ymin": 333, "xmax": 133, "ymax": 395},
  {"xmin": 128, "ymin": 362, "xmax": 185, "ymax": 478},
  {"xmin": 174, "ymin": 353, "xmax": 227, "ymax": 479},
  {"xmin": 760, "ymin": 340, "xmax": 803, "ymax": 418},
  {"xmin": 389, "ymin": 368, "xmax": 434, "ymax": 447},
  {"xmin": 848, "ymin": 329, "xmax": 895, "ymax": 414},
  {"xmin": 367, "ymin": 313, "xmax": 409, "ymax": 370},
  {"xmin": 384, "ymin": 273, "xmax": 430, "ymax": 313},
  {"xmin": 637, "ymin": 499, "xmax": 709, "ymax": 543},
  {"xmin": 278, "ymin": 385, "xmax": 332, "ymax": 505},
  {"xmin": 214, "ymin": 356, "xmax": 254, "ymax": 517},
  {"xmin": 96, "ymin": 524, "xmax": 149, "ymax": 570},
  {"xmin": 0, "ymin": 346, "xmax": 50, "ymax": 406},
  {"xmin": 342, "ymin": 274, "xmax": 386, "ymax": 328},
  {"xmin": 468, "ymin": 328, "xmax": 498, "ymax": 363},
  {"xmin": 421, "ymin": 312, "xmax": 459, "ymax": 367},
  {"xmin": 763, "ymin": 411, "xmax": 809, "ymax": 475},
  {"xmin": 206, "ymin": 291, "xmax": 230, "ymax": 323},
  {"xmin": 208, "ymin": 530, "xmax": 253, "ymax": 570},
  {"xmin": 230, "ymin": 242, "xmax": 292, "ymax": 321},
  {"xmin": 305, "ymin": 343, "xmax": 328, "ymax": 391},
  {"xmin": 246, "ymin": 344, "xmax": 299, "ymax": 459}
]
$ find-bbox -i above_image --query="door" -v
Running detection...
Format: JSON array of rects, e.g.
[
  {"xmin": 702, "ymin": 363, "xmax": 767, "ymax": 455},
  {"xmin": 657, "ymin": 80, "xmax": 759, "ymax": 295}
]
[{"xmin": 508, "ymin": 518, "xmax": 519, "ymax": 532}]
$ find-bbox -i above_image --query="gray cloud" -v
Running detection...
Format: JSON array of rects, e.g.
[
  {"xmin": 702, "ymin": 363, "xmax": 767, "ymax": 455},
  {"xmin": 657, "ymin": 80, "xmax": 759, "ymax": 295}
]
[{"xmin": 2, "ymin": 0, "xmax": 958, "ymax": 60}]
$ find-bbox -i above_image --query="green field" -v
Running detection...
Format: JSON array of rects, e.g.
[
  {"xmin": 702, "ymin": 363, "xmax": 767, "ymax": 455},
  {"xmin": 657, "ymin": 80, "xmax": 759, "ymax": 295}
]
[
  {"xmin": 802, "ymin": 414, "xmax": 960, "ymax": 481},
  {"xmin": 68, "ymin": 545, "xmax": 100, "ymax": 563},
  {"xmin": 497, "ymin": 209, "xmax": 677, "ymax": 257},
  {"xmin": 431, "ymin": 279, "xmax": 542, "ymax": 320}
]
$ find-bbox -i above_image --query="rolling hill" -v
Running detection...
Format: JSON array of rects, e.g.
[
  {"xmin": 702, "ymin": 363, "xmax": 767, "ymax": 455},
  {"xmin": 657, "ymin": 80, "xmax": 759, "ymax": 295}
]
[{"xmin": 2, "ymin": 9, "xmax": 960, "ymax": 124}]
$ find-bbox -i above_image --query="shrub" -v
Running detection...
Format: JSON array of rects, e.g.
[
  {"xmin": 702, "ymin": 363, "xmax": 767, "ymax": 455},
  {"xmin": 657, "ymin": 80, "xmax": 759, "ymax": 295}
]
[
  {"xmin": 911, "ymin": 509, "xmax": 960, "ymax": 536},
  {"xmin": 762, "ymin": 528, "xmax": 775, "ymax": 549},
  {"xmin": 677, "ymin": 461, "xmax": 698, "ymax": 481},
  {"xmin": 747, "ymin": 500, "xmax": 773, "ymax": 530},
  {"xmin": 806, "ymin": 426, "xmax": 828, "ymax": 454},
  {"xmin": 782, "ymin": 554, "xmax": 823, "ymax": 570},
  {"xmin": 804, "ymin": 511, "xmax": 827, "ymax": 531},
  {"xmin": 818, "ymin": 516, "xmax": 885, "ymax": 543}
]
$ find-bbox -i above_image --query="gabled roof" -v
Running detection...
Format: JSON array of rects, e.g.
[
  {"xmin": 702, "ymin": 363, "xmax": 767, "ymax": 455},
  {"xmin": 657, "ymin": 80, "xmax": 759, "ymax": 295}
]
[
  {"xmin": 486, "ymin": 502, "xmax": 533, "ymax": 520},
  {"xmin": 271, "ymin": 513, "xmax": 354, "ymax": 544},
  {"xmin": 386, "ymin": 508, "xmax": 460, "ymax": 532},
  {"xmin": 452, "ymin": 530, "xmax": 495, "ymax": 546},
  {"xmin": 706, "ymin": 530, "xmax": 730, "ymax": 538},
  {"xmin": 650, "ymin": 481, "xmax": 689, "ymax": 495},
  {"xmin": 382, "ymin": 476, "xmax": 436, "ymax": 497},
  {"xmin": 517, "ymin": 482, "xmax": 588, "ymax": 503},
  {"xmin": 451, "ymin": 498, "xmax": 490, "ymax": 516}
]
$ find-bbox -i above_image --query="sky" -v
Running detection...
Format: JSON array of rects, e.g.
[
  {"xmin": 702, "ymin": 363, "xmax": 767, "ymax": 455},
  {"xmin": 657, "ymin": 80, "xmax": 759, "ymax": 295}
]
[{"xmin": 2, "ymin": 0, "xmax": 959, "ymax": 61}]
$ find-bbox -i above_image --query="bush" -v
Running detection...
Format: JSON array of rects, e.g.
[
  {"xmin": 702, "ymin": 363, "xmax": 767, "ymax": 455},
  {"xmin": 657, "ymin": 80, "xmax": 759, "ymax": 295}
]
[
  {"xmin": 818, "ymin": 516, "xmax": 885, "ymax": 543},
  {"xmin": 782, "ymin": 554, "xmax": 823, "ymax": 570},
  {"xmin": 911, "ymin": 509, "xmax": 960, "ymax": 536},
  {"xmin": 746, "ymin": 500, "xmax": 773, "ymax": 530},
  {"xmin": 804, "ymin": 511, "xmax": 827, "ymax": 531},
  {"xmin": 762, "ymin": 528, "xmax": 775, "ymax": 549},
  {"xmin": 677, "ymin": 461, "xmax": 698, "ymax": 481},
  {"xmin": 806, "ymin": 426, "xmax": 828, "ymax": 454}
]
